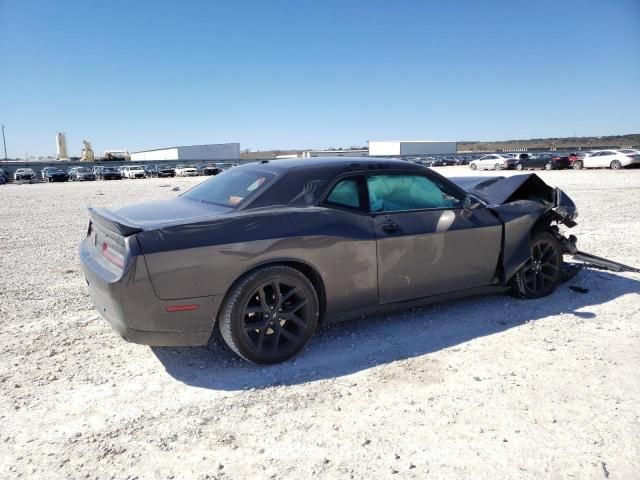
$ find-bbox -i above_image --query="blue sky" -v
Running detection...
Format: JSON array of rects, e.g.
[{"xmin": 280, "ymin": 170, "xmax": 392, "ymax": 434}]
[{"xmin": 1, "ymin": 0, "xmax": 639, "ymax": 157}]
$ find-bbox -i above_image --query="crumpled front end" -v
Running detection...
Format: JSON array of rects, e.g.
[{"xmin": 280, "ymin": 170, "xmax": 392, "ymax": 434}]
[{"xmin": 451, "ymin": 173, "xmax": 638, "ymax": 278}]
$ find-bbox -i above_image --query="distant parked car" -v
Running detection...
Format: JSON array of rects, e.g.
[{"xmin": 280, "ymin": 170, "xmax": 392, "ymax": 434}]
[
  {"xmin": 98, "ymin": 166, "xmax": 123, "ymax": 180},
  {"xmin": 574, "ymin": 150, "xmax": 640, "ymax": 170},
  {"xmin": 514, "ymin": 153, "xmax": 572, "ymax": 171},
  {"xmin": 155, "ymin": 165, "xmax": 176, "ymax": 177},
  {"xmin": 70, "ymin": 167, "xmax": 96, "ymax": 181},
  {"xmin": 197, "ymin": 164, "xmax": 223, "ymax": 176},
  {"xmin": 216, "ymin": 162, "xmax": 240, "ymax": 170},
  {"xmin": 122, "ymin": 166, "xmax": 146, "ymax": 179},
  {"xmin": 14, "ymin": 168, "xmax": 36, "ymax": 181},
  {"xmin": 469, "ymin": 154, "xmax": 516, "ymax": 171},
  {"xmin": 175, "ymin": 164, "xmax": 198, "ymax": 177},
  {"xmin": 147, "ymin": 165, "xmax": 176, "ymax": 178},
  {"xmin": 41, "ymin": 167, "xmax": 58, "ymax": 180},
  {"xmin": 143, "ymin": 165, "xmax": 158, "ymax": 177},
  {"xmin": 42, "ymin": 167, "xmax": 70, "ymax": 182},
  {"xmin": 0, "ymin": 168, "xmax": 7, "ymax": 184},
  {"xmin": 411, "ymin": 158, "xmax": 433, "ymax": 166}
]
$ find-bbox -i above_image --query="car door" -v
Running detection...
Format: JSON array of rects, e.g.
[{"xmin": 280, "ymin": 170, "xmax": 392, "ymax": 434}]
[
  {"xmin": 582, "ymin": 152, "xmax": 596, "ymax": 168},
  {"xmin": 483, "ymin": 155, "xmax": 497, "ymax": 169},
  {"xmin": 367, "ymin": 173, "xmax": 503, "ymax": 305},
  {"xmin": 600, "ymin": 151, "xmax": 615, "ymax": 168},
  {"xmin": 532, "ymin": 154, "xmax": 548, "ymax": 169}
]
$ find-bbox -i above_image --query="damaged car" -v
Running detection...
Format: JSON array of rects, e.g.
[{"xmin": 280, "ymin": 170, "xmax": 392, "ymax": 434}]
[
  {"xmin": 14, "ymin": 168, "xmax": 36, "ymax": 182},
  {"xmin": 79, "ymin": 157, "xmax": 638, "ymax": 364}
]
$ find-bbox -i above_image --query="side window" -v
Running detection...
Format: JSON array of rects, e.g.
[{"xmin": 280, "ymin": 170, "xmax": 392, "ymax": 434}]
[
  {"xmin": 325, "ymin": 178, "xmax": 360, "ymax": 209},
  {"xmin": 367, "ymin": 175, "xmax": 462, "ymax": 213}
]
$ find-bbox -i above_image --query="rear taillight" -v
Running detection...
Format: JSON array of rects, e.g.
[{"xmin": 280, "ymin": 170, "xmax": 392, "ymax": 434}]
[{"xmin": 101, "ymin": 241, "xmax": 124, "ymax": 268}]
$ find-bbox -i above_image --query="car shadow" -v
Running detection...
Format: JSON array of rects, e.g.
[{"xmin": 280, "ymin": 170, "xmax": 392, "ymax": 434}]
[{"xmin": 151, "ymin": 269, "xmax": 640, "ymax": 391}]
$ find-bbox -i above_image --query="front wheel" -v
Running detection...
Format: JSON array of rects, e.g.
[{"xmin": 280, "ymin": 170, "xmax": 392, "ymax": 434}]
[
  {"xmin": 544, "ymin": 162, "xmax": 553, "ymax": 171},
  {"xmin": 470, "ymin": 163, "xmax": 477, "ymax": 171},
  {"xmin": 494, "ymin": 163, "xmax": 502, "ymax": 170},
  {"xmin": 516, "ymin": 163, "xmax": 524, "ymax": 171},
  {"xmin": 510, "ymin": 231, "xmax": 563, "ymax": 299},
  {"xmin": 610, "ymin": 160, "xmax": 622, "ymax": 170},
  {"xmin": 218, "ymin": 265, "xmax": 319, "ymax": 364},
  {"xmin": 573, "ymin": 160, "xmax": 583, "ymax": 170}
]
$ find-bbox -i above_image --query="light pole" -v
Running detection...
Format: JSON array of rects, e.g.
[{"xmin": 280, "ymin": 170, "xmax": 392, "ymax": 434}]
[{"xmin": 1, "ymin": 125, "xmax": 6, "ymax": 160}]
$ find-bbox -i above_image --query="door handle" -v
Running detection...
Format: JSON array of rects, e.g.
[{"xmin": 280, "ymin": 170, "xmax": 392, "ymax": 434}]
[{"xmin": 380, "ymin": 217, "xmax": 400, "ymax": 233}]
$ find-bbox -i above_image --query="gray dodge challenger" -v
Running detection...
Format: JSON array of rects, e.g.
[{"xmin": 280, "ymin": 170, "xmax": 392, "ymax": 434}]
[{"xmin": 79, "ymin": 157, "xmax": 637, "ymax": 363}]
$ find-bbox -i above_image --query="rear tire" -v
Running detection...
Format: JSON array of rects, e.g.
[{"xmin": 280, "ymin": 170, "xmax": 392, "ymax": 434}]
[
  {"xmin": 470, "ymin": 163, "xmax": 477, "ymax": 171},
  {"xmin": 510, "ymin": 231, "xmax": 563, "ymax": 299},
  {"xmin": 573, "ymin": 160, "xmax": 583, "ymax": 170},
  {"xmin": 218, "ymin": 265, "xmax": 319, "ymax": 364},
  {"xmin": 544, "ymin": 163, "xmax": 553, "ymax": 171},
  {"xmin": 516, "ymin": 163, "xmax": 524, "ymax": 171},
  {"xmin": 494, "ymin": 163, "xmax": 501, "ymax": 170},
  {"xmin": 610, "ymin": 160, "xmax": 622, "ymax": 170}
]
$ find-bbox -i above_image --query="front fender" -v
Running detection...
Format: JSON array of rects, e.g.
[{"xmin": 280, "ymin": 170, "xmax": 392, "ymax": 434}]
[{"xmin": 489, "ymin": 200, "xmax": 548, "ymax": 281}]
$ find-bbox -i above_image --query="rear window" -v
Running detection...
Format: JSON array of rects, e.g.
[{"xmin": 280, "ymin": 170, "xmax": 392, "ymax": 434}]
[
  {"xmin": 182, "ymin": 169, "xmax": 275, "ymax": 207},
  {"xmin": 326, "ymin": 178, "xmax": 361, "ymax": 209}
]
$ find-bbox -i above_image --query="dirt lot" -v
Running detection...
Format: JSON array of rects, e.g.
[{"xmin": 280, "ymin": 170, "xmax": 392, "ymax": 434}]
[{"xmin": 1, "ymin": 166, "xmax": 639, "ymax": 479}]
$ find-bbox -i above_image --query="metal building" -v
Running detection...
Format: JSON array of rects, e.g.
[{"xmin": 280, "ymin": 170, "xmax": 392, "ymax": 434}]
[
  {"xmin": 301, "ymin": 149, "xmax": 368, "ymax": 158},
  {"xmin": 130, "ymin": 143, "xmax": 240, "ymax": 162},
  {"xmin": 368, "ymin": 141, "xmax": 457, "ymax": 156}
]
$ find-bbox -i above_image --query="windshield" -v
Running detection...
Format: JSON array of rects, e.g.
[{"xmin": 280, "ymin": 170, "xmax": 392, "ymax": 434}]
[
  {"xmin": 182, "ymin": 169, "xmax": 275, "ymax": 207},
  {"xmin": 130, "ymin": 167, "xmax": 143, "ymax": 171},
  {"xmin": 77, "ymin": 168, "xmax": 91, "ymax": 173}
]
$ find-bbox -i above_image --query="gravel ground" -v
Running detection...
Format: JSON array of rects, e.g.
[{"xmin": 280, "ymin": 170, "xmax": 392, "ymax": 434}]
[{"xmin": 1, "ymin": 166, "xmax": 639, "ymax": 479}]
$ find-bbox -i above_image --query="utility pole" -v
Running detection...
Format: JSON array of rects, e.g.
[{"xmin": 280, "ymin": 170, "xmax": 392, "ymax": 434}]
[{"xmin": 1, "ymin": 125, "xmax": 6, "ymax": 160}]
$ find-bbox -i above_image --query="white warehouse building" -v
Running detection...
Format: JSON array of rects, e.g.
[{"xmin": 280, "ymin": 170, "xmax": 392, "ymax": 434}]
[
  {"xmin": 130, "ymin": 143, "xmax": 240, "ymax": 162},
  {"xmin": 369, "ymin": 140, "xmax": 457, "ymax": 156}
]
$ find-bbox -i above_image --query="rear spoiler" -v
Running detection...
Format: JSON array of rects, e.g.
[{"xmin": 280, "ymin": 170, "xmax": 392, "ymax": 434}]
[{"xmin": 89, "ymin": 207, "xmax": 143, "ymax": 236}]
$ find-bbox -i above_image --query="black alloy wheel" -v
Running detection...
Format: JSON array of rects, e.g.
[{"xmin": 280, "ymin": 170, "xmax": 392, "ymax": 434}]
[
  {"xmin": 218, "ymin": 265, "xmax": 319, "ymax": 364},
  {"xmin": 511, "ymin": 231, "xmax": 563, "ymax": 299}
]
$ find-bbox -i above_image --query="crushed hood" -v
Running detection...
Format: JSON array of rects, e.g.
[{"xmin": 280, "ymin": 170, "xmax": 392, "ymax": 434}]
[{"xmin": 449, "ymin": 174, "xmax": 555, "ymax": 205}]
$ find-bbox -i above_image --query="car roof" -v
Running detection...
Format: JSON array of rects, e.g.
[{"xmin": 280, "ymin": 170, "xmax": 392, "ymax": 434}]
[{"xmin": 236, "ymin": 156, "xmax": 424, "ymax": 176}]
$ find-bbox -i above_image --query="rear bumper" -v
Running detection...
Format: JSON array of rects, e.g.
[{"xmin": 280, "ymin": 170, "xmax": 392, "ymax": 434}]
[{"xmin": 79, "ymin": 237, "xmax": 220, "ymax": 346}]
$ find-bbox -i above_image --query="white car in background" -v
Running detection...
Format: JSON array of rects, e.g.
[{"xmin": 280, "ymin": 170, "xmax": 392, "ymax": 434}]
[
  {"xmin": 574, "ymin": 150, "xmax": 640, "ymax": 170},
  {"xmin": 175, "ymin": 165, "xmax": 198, "ymax": 177},
  {"xmin": 469, "ymin": 154, "xmax": 516, "ymax": 171},
  {"xmin": 121, "ymin": 165, "xmax": 146, "ymax": 179}
]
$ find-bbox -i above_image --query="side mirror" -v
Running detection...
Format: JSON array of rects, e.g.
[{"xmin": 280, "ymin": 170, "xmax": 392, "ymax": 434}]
[{"xmin": 463, "ymin": 195, "xmax": 483, "ymax": 211}]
